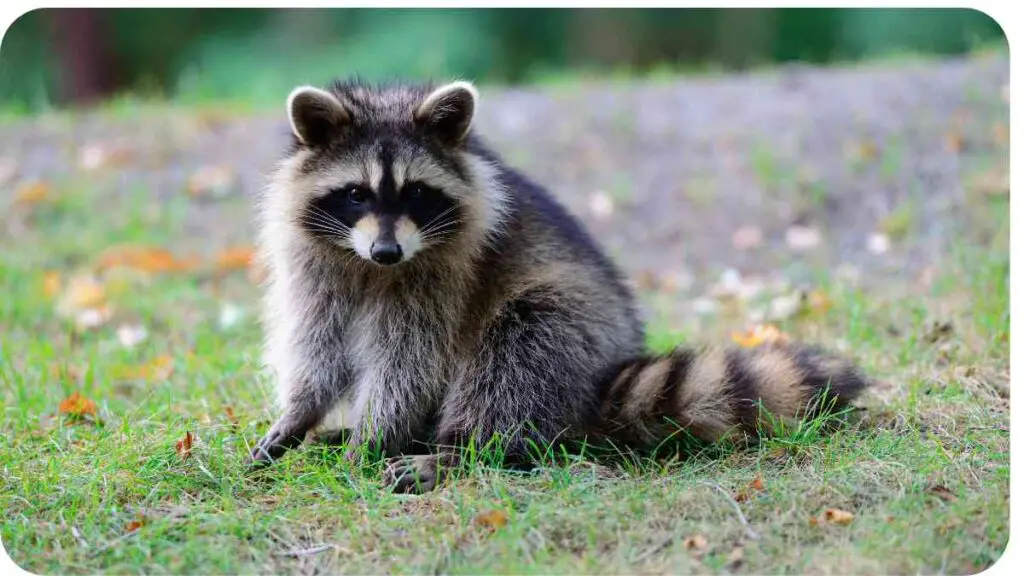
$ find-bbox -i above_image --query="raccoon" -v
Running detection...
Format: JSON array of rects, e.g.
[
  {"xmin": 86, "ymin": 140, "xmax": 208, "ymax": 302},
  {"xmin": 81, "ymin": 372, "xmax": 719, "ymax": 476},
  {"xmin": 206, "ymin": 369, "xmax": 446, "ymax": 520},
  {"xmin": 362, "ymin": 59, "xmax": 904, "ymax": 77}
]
[{"xmin": 250, "ymin": 78, "xmax": 871, "ymax": 493}]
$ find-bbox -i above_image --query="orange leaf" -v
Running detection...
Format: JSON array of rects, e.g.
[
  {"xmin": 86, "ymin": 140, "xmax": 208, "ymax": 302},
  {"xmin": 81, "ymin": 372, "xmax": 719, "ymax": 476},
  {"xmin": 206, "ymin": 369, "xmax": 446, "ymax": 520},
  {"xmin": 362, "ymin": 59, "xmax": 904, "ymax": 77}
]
[
  {"xmin": 43, "ymin": 271, "xmax": 61, "ymax": 299},
  {"xmin": 175, "ymin": 431, "xmax": 194, "ymax": 460},
  {"xmin": 992, "ymin": 122, "xmax": 1008, "ymax": 146},
  {"xmin": 125, "ymin": 520, "xmax": 144, "ymax": 533},
  {"xmin": 943, "ymin": 132, "xmax": 964, "ymax": 154},
  {"xmin": 473, "ymin": 509, "xmax": 509, "ymax": 530},
  {"xmin": 215, "ymin": 246, "xmax": 255, "ymax": 271},
  {"xmin": 14, "ymin": 180, "xmax": 50, "ymax": 205},
  {"xmin": 224, "ymin": 406, "xmax": 239, "ymax": 428},
  {"xmin": 96, "ymin": 246, "xmax": 198, "ymax": 274},
  {"xmin": 824, "ymin": 507, "xmax": 854, "ymax": 525},
  {"xmin": 58, "ymin": 392, "xmax": 97, "ymax": 418},
  {"xmin": 734, "ymin": 472, "xmax": 765, "ymax": 502},
  {"xmin": 731, "ymin": 324, "xmax": 788, "ymax": 348},
  {"xmin": 683, "ymin": 534, "xmax": 708, "ymax": 551},
  {"xmin": 115, "ymin": 355, "xmax": 174, "ymax": 381}
]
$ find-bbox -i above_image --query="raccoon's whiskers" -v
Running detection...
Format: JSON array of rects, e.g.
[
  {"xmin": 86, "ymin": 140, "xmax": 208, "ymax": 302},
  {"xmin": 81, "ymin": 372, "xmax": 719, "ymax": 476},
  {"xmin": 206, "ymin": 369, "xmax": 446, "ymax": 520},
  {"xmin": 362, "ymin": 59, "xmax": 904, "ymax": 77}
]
[{"xmin": 305, "ymin": 205, "xmax": 353, "ymax": 233}]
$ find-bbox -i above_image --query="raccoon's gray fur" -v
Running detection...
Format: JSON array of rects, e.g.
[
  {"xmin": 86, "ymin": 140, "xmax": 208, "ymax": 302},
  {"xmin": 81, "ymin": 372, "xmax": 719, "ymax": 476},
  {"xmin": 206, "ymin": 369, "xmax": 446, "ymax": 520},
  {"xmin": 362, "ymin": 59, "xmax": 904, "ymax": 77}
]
[{"xmin": 250, "ymin": 78, "xmax": 871, "ymax": 493}]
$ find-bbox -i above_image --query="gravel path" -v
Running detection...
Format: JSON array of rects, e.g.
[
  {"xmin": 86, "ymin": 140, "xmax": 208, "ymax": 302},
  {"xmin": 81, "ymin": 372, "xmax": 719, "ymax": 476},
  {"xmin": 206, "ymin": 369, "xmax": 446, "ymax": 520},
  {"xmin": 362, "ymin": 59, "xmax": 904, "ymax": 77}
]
[{"xmin": 1, "ymin": 53, "xmax": 1009, "ymax": 324}]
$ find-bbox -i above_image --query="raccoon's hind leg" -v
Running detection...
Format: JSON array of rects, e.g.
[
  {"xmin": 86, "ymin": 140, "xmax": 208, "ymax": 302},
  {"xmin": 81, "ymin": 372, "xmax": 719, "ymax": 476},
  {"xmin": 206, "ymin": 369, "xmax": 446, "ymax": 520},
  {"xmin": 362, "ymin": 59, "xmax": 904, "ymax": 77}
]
[{"xmin": 384, "ymin": 287, "xmax": 605, "ymax": 493}]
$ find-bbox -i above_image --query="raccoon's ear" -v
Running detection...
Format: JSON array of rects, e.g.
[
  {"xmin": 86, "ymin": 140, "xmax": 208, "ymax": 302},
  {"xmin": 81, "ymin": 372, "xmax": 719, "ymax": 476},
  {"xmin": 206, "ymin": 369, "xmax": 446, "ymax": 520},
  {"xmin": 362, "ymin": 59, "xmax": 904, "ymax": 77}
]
[
  {"xmin": 287, "ymin": 85, "xmax": 350, "ymax": 148},
  {"xmin": 415, "ymin": 81, "xmax": 478, "ymax": 146}
]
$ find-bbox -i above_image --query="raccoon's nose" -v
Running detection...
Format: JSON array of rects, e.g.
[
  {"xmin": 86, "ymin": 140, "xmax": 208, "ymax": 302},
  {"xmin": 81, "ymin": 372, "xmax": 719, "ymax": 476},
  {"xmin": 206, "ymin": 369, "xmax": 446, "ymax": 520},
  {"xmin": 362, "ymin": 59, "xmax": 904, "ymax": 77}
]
[{"xmin": 370, "ymin": 241, "xmax": 403, "ymax": 265}]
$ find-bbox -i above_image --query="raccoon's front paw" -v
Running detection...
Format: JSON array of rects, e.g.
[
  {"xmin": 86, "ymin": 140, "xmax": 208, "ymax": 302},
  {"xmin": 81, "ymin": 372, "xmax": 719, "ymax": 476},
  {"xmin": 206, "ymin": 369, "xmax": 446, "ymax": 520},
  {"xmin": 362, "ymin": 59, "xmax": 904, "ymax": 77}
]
[
  {"xmin": 248, "ymin": 422, "xmax": 306, "ymax": 467},
  {"xmin": 382, "ymin": 454, "xmax": 452, "ymax": 494}
]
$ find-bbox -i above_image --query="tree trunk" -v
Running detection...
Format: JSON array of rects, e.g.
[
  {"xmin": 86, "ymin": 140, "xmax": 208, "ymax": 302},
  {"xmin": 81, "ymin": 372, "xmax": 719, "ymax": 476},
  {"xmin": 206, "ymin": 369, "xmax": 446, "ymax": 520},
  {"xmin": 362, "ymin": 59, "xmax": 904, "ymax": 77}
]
[{"xmin": 47, "ymin": 8, "xmax": 119, "ymax": 106}]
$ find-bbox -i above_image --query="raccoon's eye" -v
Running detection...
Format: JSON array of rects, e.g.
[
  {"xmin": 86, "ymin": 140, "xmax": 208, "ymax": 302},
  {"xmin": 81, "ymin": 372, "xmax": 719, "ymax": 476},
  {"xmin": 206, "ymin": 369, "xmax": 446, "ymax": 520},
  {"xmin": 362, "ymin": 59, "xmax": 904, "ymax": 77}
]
[
  {"xmin": 346, "ymin": 186, "xmax": 369, "ymax": 204},
  {"xmin": 406, "ymin": 183, "xmax": 425, "ymax": 199}
]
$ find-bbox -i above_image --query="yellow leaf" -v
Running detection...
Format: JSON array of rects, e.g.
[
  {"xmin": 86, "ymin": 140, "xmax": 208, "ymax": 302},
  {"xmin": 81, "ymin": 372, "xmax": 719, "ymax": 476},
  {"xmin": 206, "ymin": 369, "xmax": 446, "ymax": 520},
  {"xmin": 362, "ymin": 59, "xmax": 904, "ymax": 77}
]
[
  {"xmin": 473, "ymin": 509, "xmax": 509, "ymax": 531},
  {"xmin": 731, "ymin": 324, "xmax": 788, "ymax": 348},
  {"xmin": 43, "ymin": 271, "xmax": 61, "ymax": 299},
  {"xmin": 14, "ymin": 180, "xmax": 50, "ymax": 205},
  {"xmin": 60, "ymin": 275, "xmax": 107, "ymax": 310},
  {"xmin": 115, "ymin": 355, "xmax": 174, "ymax": 381},
  {"xmin": 824, "ymin": 507, "xmax": 854, "ymax": 525},
  {"xmin": 806, "ymin": 289, "xmax": 833, "ymax": 315},
  {"xmin": 683, "ymin": 534, "xmax": 708, "ymax": 551}
]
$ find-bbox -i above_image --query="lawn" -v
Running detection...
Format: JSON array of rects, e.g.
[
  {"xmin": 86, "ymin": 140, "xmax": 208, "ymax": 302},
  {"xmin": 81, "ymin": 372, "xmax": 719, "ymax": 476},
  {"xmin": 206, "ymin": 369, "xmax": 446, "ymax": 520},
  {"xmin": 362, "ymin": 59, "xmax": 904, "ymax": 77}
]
[{"xmin": 0, "ymin": 54, "xmax": 1010, "ymax": 574}]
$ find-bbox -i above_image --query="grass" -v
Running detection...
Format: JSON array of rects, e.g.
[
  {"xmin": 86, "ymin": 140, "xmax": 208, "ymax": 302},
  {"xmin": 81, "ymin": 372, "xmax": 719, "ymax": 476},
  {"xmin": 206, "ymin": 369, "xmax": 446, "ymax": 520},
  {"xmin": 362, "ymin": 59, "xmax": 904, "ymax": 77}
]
[{"xmin": 0, "ymin": 95, "xmax": 1011, "ymax": 575}]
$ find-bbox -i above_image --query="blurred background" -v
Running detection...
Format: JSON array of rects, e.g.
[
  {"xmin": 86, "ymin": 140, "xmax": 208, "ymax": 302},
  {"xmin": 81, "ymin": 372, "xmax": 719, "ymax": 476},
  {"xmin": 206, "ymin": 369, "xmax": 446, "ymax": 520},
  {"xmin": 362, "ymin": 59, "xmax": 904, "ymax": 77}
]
[{"xmin": 0, "ymin": 8, "xmax": 1006, "ymax": 111}]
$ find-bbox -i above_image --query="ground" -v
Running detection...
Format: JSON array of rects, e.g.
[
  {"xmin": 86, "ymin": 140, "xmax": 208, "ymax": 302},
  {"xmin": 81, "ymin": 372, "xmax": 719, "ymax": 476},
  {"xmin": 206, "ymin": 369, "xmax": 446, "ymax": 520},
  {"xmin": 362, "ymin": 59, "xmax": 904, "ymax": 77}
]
[{"xmin": 0, "ymin": 51, "xmax": 1009, "ymax": 574}]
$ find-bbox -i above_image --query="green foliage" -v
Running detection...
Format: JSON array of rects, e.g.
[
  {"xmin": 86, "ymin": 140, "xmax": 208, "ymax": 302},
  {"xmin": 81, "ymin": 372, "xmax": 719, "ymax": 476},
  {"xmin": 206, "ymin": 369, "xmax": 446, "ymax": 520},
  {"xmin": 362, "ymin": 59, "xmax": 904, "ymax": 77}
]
[{"xmin": 0, "ymin": 8, "xmax": 1007, "ymax": 111}]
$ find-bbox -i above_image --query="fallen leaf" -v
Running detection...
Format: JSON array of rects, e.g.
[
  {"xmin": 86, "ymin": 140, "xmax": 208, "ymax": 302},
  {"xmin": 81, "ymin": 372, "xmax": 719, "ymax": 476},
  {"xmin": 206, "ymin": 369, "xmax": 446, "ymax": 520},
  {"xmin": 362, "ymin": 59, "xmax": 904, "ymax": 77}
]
[
  {"xmin": 683, "ymin": 534, "xmax": 707, "ymax": 550},
  {"xmin": 96, "ymin": 246, "xmax": 198, "ymax": 274},
  {"xmin": 62, "ymin": 275, "xmax": 106, "ymax": 309},
  {"xmin": 824, "ymin": 507, "xmax": 854, "ymax": 525},
  {"xmin": 967, "ymin": 167, "xmax": 1009, "ymax": 197},
  {"xmin": 73, "ymin": 306, "xmax": 114, "ymax": 331},
  {"xmin": 867, "ymin": 232, "xmax": 891, "ymax": 254},
  {"xmin": 125, "ymin": 519, "xmax": 144, "ymax": 533},
  {"xmin": 473, "ymin": 509, "xmax": 509, "ymax": 531},
  {"xmin": 732, "ymin": 324, "xmax": 788, "ymax": 348},
  {"xmin": 218, "ymin": 303, "xmax": 245, "ymax": 330},
  {"xmin": 846, "ymin": 139, "xmax": 878, "ymax": 162},
  {"xmin": 58, "ymin": 392, "xmax": 97, "ymax": 419},
  {"xmin": 215, "ymin": 246, "xmax": 255, "ymax": 272},
  {"xmin": 923, "ymin": 320, "xmax": 954, "ymax": 344},
  {"xmin": 992, "ymin": 122, "xmax": 1008, "ymax": 146},
  {"xmin": 587, "ymin": 191, "xmax": 615, "ymax": 220},
  {"xmin": 805, "ymin": 289, "xmax": 832, "ymax": 315},
  {"xmin": 734, "ymin": 472, "xmax": 766, "ymax": 502},
  {"xmin": 55, "ymin": 275, "xmax": 113, "ymax": 331},
  {"xmin": 187, "ymin": 164, "xmax": 237, "ymax": 198},
  {"xmin": 0, "ymin": 156, "xmax": 16, "ymax": 186},
  {"xmin": 943, "ymin": 131, "xmax": 964, "ymax": 154},
  {"xmin": 767, "ymin": 292, "xmax": 803, "ymax": 321},
  {"xmin": 77, "ymin": 142, "xmax": 133, "ymax": 171},
  {"xmin": 43, "ymin": 271, "xmax": 61, "ymax": 299},
  {"xmin": 732, "ymin": 226, "xmax": 764, "ymax": 251},
  {"xmin": 691, "ymin": 297, "xmax": 719, "ymax": 316},
  {"xmin": 926, "ymin": 484, "xmax": 957, "ymax": 502},
  {"xmin": 175, "ymin": 431, "xmax": 194, "ymax": 460},
  {"xmin": 50, "ymin": 363, "xmax": 83, "ymax": 382},
  {"xmin": 726, "ymin": 545, "xmax": 745, "ymax": 570},
  {"xmin": 683, "ymin": 534, "xmax": 708, "ymax": 554},
  {"xmin": 115, "ymin": 355, "xmax": 174, "ymax": 381},
  {"xmin": 14, "ymin": 180, "xmax": 50, "ymax": 205},
  {"xmin": 116, "ymin": 324, "xmax": 148, "ymax": 349},
  {"xmin": 785, "ymin": 225, "xmax": 821, "ymax": 251},
  {"xmin": 224, "ymin": 406, "xmax": 239, "ymax": 428}
]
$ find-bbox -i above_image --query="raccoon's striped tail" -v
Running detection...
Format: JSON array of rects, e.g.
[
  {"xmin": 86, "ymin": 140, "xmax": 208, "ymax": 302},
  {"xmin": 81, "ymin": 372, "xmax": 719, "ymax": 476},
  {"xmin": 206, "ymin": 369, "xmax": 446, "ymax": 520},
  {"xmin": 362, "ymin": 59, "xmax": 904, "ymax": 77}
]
[{"xmin": 594, "ymin": 341, "xmax": 871, "ymax": 449}]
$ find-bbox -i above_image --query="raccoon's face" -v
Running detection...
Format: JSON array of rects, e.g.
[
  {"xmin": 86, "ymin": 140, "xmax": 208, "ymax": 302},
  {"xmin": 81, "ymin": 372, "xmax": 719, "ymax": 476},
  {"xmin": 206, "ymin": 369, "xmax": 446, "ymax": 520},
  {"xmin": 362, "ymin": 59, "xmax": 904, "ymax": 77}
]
[{"xmin": 283, "ymin": 80, "xmax": 487, "ymax": 267}]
